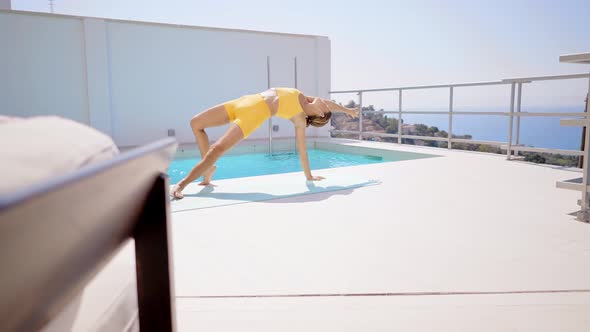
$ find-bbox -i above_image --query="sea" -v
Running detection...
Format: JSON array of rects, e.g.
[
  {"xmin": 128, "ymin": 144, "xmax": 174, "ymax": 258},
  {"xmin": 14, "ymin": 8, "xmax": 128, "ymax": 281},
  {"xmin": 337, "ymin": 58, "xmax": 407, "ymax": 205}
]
[{"xmin": 372, "ymin": 106, "xmax": 586, "ymax": 150}]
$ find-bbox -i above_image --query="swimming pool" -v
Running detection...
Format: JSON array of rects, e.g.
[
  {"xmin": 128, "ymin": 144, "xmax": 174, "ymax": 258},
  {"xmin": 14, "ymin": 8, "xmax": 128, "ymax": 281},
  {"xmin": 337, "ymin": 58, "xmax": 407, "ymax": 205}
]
[{"xmin": 168, "ymin": 149, "xmax": 393, "ymax": 183}]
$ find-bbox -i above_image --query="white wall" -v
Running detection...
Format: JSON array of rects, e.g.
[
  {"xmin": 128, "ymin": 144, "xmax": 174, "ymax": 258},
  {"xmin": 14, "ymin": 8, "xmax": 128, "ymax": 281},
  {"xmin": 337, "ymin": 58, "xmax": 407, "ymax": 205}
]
[
  {"xmin": 0, "ymin": 10, "xmax": 331, "ymax": 147},
  {"xmin": 83, "ymin": 18, "xmax": 113, "ymax": 136},
  {"xmin": 0, "ymin": 0, "xmax": 11, "ymax": 10},
  {"xmin": 0, "ymin": 11, "xmax": 90, "ymax": 124}
]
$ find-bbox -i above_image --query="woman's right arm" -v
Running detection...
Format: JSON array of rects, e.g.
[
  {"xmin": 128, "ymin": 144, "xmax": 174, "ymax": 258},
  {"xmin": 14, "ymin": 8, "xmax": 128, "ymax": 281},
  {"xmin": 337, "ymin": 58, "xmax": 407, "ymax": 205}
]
[{"xmin": 295, "ymin": 125, "xmax": 324, "ymax": 181}]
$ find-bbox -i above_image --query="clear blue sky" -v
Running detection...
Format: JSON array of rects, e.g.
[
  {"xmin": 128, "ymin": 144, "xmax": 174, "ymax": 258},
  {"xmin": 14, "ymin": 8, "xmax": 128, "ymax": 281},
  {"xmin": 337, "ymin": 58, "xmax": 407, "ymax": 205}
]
[{"xmin": 12, "ymin": 0, "xmax": 590, "ymax": 108}]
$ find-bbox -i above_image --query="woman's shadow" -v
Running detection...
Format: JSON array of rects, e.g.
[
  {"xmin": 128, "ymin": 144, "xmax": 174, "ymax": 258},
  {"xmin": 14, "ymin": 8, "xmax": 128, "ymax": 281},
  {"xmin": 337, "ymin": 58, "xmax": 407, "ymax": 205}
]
[{"xmin": 183, "ymin": 179, "xmax": 380, "ymax": 204}]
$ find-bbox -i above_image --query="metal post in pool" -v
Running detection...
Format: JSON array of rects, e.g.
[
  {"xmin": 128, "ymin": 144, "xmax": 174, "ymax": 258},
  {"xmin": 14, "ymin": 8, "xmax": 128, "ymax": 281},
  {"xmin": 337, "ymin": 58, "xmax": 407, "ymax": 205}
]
[
  {"xmin": 267, "ymin": 56, "xmax": 272, "ymax": 155},
  {"xmin": 293, "ymin": 56, "xmax": 298, "ymax": 154},
  {"xmin": 294, "ymin": 56, "xmax": 298, "ymax": 89}
]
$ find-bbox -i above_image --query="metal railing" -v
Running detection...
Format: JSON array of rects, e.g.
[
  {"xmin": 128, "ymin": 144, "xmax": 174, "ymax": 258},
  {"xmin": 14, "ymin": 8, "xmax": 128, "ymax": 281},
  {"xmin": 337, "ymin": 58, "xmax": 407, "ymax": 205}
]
[{"xmin": 330, "ymin": 73, "xmax": 590, "ymax": 159}]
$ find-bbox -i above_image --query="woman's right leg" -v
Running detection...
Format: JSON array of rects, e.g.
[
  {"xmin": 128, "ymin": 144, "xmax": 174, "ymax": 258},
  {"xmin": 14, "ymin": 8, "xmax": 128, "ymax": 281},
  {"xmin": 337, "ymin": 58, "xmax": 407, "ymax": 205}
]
[{"xmin": 190, "ymin": 104, "xmax": 230, "ymax": 184}]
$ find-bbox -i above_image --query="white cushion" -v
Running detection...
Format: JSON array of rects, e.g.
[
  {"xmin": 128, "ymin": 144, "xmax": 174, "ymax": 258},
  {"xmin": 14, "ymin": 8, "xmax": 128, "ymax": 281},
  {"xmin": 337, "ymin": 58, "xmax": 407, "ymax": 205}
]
[
  {"xmin": 41, "ymin": 241, "xmax": 138, "ymax": 332},
  {"xmin": 0, "ymin": 115, "xmax": 137, "ymax": 331},
  {"xmin": 0, "ymin": 116, "xmax": 119, "ymax": 194}
]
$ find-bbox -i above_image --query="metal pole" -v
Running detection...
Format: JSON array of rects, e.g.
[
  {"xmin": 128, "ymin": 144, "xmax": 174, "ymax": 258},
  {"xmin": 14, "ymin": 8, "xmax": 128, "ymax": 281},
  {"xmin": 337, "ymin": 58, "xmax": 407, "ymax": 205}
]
[
  {"xmin": 293, "ymin": 56, "xmax": 298, "ymax": 151},
  {"xmin": 398, "ymin": 90, "xmax": 402, "ymax": 144},
  {"xmin": 266, "ymin": 56, "xmax": 272, "ymax": 155},
  {"xmin": 358, "ymin": 92, "xmax": 363, "ymax": 140},
  {"xmin": 580, "ymin": 66, "xmax": 590, "ymax": 220},
  {"xmin": 515, "ymin": 82, "xmax": 522, "ymax": 150},
  {"xmin": 507, "ymin": 83, "xmax": 515, "ymax": 159},
  {"xmin": 448, "ymin": 86, "xmax": 453, "ymax": 149},
  {"xmin": 582, "ymin": 118, "xmax": 590, "ymax": 218},
  {"xmin": 579, "ymin": 68, "xmax": 590, "ymax": 168},
  {"xmin": 294, "ymin": 56, "xmax": 298, "ymax": 89}
]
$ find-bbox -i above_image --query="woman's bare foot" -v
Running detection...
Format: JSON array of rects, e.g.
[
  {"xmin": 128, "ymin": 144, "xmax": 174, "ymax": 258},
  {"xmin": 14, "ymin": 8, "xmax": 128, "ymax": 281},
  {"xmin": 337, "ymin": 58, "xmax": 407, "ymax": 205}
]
[
  {"xmin": 199, "ymin": 165, "xmax": 217, "ymax": 185},
  {"xmin": 170, "ymin": 184, "xmax": 185, "ymax": 199}
]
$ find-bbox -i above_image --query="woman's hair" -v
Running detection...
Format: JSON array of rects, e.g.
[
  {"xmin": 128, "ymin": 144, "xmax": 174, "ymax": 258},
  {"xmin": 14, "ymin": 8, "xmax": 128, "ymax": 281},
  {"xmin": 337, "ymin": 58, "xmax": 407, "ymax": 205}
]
[{"xmin": 306, "ymin": 111, "xmax": 332, "ymax": 128}]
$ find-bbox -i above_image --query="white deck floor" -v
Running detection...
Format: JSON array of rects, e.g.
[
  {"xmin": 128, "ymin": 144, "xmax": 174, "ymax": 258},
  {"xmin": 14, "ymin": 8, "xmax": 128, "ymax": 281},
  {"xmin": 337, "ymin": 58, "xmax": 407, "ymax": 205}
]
[{"xmin": 171, "ymin": 138, "xmax": 590, "ymax": 331}]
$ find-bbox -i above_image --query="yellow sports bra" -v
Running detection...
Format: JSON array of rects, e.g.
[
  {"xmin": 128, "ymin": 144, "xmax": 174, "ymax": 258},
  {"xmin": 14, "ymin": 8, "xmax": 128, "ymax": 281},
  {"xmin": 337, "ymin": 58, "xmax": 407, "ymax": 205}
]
[{"xmin": 275, "ymin": 87, "xmax": 304, "ymax": 119}]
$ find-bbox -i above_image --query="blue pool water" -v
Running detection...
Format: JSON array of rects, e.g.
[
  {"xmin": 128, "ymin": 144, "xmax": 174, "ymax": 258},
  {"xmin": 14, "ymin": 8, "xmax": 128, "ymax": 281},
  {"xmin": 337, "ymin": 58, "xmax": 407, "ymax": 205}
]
[{"xmin": 167, "ymin": 149, "xmax": 393, "ymax": 183}]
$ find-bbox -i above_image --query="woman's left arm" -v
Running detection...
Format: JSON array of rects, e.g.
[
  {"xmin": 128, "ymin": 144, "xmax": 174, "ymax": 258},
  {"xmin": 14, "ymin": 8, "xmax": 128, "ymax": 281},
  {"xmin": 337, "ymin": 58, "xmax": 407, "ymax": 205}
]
[
  {"xmin": 304, "ymin": 95, "xmax": 359, "ymax": 118},
  {"xmin": 321, "ymin": 99, "xmax": 359, "ymax": 118},
  {"xmin": 295, "ymin": 125, "xmax": 324, "ymax": 181}
]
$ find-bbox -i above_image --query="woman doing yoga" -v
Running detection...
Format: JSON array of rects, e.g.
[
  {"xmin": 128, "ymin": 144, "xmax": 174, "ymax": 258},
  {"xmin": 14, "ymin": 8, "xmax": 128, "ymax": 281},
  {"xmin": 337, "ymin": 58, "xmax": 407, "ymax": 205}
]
[{"xmin": 171, "ymin": 87, "xmax": 359, "ymax": 199}]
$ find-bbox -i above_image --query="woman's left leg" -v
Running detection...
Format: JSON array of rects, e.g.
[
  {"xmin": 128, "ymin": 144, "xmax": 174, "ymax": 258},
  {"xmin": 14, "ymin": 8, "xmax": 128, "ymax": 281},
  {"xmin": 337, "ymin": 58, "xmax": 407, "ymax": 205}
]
[{"xmin": 171, "ymin": 123, "xmax": 244, "ymax": 198}]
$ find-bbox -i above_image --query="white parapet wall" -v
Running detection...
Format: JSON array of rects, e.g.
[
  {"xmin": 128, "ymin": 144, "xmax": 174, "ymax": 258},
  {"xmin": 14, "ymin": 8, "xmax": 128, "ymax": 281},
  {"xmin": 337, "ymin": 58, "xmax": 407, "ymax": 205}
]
[
  {"xmin": 0, "ymin": 10, "xmax": 331, "ymax": 147},
  {"xmin": 0, "ymin": 0, "xmax": 11, "ymax": 10}
]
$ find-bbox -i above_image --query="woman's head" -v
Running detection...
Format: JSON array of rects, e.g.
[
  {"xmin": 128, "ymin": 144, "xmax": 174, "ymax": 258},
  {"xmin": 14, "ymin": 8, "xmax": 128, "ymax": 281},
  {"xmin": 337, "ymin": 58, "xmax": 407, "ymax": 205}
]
[
  {"xmin": 306, "ymin": 111, "xmax": 332, "ymax": 127},
  {"xmin": 301, "ymin": 95, "xmax": 332, "ymax": 127}
]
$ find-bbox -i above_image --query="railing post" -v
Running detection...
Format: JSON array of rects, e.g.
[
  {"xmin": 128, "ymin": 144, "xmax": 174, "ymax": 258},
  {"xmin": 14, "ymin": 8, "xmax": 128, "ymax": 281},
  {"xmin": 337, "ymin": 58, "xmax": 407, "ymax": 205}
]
[
  {"xmin": 358, "ymin": 91, "xmax": 363, "ymax": 140},
  {"xmin": 507, "ymin": 83, "xmax": 516, "ymax": 159},
  {"xmin": 448, "ymin": 86, "xmax": 453, "ymax": 149},
  {"xmin": 398, "ymin": 89, "xmax": 402, "ymax": 144},
  {"xmin": 266, "ymin": 55, "xmax": 272, "ymax": 154},
  {"xmin": 580, "ymin": 70, "xmax": 590, "ymax": 169},
  {"xmin": 515, "ymin": 82, "xmax": 523, "ymax": 154},
  {"xmin": 579, "ymin": 67, "xmax": 590, "ymax": 220}
]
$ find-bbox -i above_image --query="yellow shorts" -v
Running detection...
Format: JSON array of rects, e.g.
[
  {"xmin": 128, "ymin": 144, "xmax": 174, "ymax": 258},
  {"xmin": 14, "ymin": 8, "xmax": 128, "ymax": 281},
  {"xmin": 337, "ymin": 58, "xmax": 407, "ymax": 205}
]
[{"xmin": 223, "ymin": 94, "xmax": 271, "ymax": 138}]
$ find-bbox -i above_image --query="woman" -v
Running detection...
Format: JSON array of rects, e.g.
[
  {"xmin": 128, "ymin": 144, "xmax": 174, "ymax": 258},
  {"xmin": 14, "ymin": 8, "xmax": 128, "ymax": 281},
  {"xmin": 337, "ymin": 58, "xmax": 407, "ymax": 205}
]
[{"xmin": 171, "ymin": 87, "xmax": 359, "ymax": 199}]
